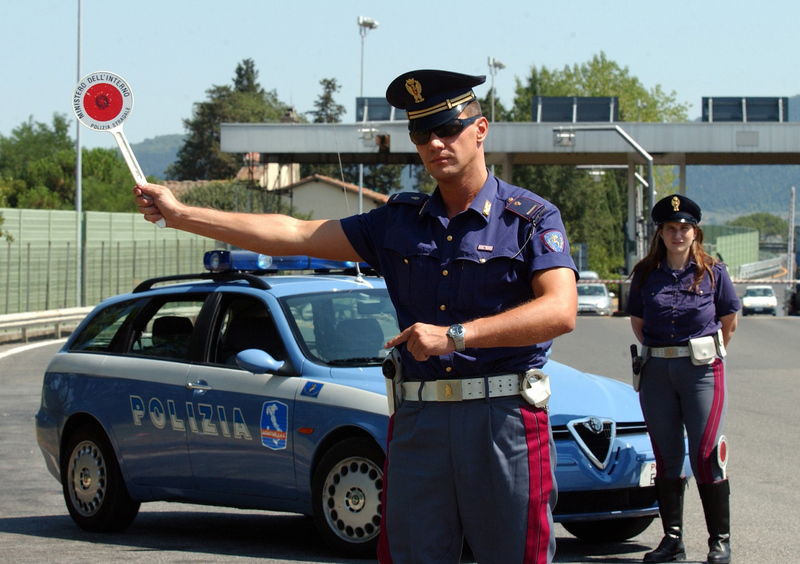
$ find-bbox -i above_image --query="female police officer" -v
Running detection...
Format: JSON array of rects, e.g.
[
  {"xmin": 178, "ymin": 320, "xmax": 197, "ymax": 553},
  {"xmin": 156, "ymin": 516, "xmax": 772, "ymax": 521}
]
[{"xmin": 627, "ymin": 194, "xmax": 739, "ymax": 563}]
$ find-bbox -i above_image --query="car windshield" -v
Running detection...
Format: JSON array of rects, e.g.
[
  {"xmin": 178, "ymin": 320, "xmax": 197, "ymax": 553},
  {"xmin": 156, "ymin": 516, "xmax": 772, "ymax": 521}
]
[
  {"xmin": 577, "ymin": 285, "xmax": 607, "ymax": 296},
  {"xmin": 281, "ymin": 288, "xmax": 399, "ymax": 366},
  {"xmin": 745, "ymin": 287, "xmax": 774, "ymax": 297}
]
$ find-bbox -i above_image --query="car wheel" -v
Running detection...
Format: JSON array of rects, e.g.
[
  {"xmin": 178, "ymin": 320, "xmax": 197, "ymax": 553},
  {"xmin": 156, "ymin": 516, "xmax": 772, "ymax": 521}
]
[
  {"xmin": 312, "ymin": 437, "xmax": 385, "ymax": 557},
  {"xmin": 562, "ymin": 516, "xmax": 655, "ymax": 543},
  {"xmin": 60, "ymin": 423, "xmax": 140, "ymax": 532}
]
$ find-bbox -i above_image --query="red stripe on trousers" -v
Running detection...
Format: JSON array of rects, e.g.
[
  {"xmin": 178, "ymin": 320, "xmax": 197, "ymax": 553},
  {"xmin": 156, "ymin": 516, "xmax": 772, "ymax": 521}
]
[
  {"xmin": 377, "ymin": 414, "xmax": 395, "ymax": 563},
  {"xmin": 697, "ymin": 359, "xmax": 725, "ymax": 484},
  {"xmin": 521, "ymin": 407, "xmax": 553, "ymax": 564}
]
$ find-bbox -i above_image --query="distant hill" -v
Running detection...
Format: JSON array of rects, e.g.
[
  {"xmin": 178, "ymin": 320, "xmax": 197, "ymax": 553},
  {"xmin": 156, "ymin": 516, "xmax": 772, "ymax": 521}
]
[
  {"xmin": 132, "ymin": 134, "xmax": 184, "ymax": 180},
  {"xmin": 685, "ymin": 165, "xmax": 800, "ymax": 224}
]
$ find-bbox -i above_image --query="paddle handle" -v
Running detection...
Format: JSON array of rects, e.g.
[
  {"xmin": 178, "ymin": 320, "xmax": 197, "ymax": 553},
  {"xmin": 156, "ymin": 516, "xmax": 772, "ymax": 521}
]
[{"xmin": 112, "ymin": 129, "xmax": 166, "ymax": 228}]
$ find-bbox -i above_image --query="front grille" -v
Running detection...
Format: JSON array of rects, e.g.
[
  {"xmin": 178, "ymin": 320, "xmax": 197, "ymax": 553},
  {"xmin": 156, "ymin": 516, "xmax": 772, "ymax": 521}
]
[
  {"xmin": 554, "ymin": 486, "xmax": 657, "ymax": 516},
  {"xmin": 552, "ymin": 421, "xmax": 646, "ymax": 440}
]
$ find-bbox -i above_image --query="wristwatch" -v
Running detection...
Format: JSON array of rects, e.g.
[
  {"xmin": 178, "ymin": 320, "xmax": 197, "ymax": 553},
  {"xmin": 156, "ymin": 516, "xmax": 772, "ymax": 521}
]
[{"xmin": 447, "ymin": 324, "xmax": 466, "ymax": 352}]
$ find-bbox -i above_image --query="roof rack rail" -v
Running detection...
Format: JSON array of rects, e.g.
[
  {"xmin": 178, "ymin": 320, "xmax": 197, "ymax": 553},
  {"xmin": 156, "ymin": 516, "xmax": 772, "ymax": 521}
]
[{"xmin": 133, "ymin": 272, "xmax": 271, "ymax": 293}]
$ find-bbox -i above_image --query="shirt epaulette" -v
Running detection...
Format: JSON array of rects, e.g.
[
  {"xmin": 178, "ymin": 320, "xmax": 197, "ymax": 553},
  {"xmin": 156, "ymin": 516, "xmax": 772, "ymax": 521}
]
[
  {"xmin": 504, "ymin": 196, "xmax": 545, "ymax": 222},
  {"xmin": 388, "ymin": 192, "xmax": 430, "ymax": 207}
]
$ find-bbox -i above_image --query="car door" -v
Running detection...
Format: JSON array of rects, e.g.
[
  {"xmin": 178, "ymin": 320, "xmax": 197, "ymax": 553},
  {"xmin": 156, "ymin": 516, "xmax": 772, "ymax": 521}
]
[
  {"xmin": 184, "ymin": 293, "xmax": 302, "ymax": 499},
  {"xmin": 95, "ymin": 295, "xmax": 207, "ymax": 489}
]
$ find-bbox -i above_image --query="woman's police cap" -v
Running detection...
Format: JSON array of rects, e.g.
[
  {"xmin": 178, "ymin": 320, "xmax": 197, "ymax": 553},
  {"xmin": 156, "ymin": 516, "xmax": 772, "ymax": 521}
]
[
  {"xmin": 386, "ymin": 69, "xmax": 486, "ymax": 132},
  {"xmin": 651, "ymin": 194, "xmax": 702, "ymax": 225}
]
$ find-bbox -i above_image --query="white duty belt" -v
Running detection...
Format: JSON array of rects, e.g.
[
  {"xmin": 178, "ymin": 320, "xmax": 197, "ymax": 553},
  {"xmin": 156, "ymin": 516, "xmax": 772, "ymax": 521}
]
[
  {"xmin": 649, "ymin": 346, "xmax": 691, "ymax": 358},
  {"xmin": 401, "ymin": 374, "xmax": 522, "ymax": 402}
]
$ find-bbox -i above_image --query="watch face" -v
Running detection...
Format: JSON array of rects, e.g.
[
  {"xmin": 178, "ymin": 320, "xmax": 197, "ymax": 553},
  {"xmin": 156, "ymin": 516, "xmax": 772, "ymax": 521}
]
[{"xmin": 449, "ymin": 324, "xmax": 464, "ymax": 337}]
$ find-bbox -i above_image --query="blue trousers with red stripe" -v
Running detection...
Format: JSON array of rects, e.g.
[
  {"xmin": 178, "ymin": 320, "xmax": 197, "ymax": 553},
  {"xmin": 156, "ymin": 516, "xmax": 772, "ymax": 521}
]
[
  {"xmin": 639, "ymin": 356, "xmax": 727, "ymax": 484},
  {"xmin": 377, "ymin": 394, "xmax": 556, "ymax": 564}
]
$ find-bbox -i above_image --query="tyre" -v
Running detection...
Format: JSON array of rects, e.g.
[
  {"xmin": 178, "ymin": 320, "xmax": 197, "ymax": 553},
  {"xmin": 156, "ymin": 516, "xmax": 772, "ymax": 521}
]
[
  {"xmin": 312, "ymin": 437, "xmax": 385, "ymax": 557},
  {"xmin": 60, "ymin": 424, "xmax": 140, "ymax": 532},
  {"xmin": 562, "ymin": 516, "xmax": 655, "ymax": 543}
]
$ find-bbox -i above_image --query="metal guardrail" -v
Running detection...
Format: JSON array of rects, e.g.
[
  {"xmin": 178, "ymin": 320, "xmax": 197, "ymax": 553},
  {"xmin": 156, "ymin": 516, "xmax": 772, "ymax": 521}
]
[{"xmin": 0, "ymin": 307, "xmax": 93, "ymax": 344}]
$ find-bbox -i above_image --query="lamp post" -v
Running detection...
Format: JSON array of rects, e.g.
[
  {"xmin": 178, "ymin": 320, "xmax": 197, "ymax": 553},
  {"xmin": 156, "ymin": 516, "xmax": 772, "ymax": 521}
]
[
  {"xmin": 357, "ymin": 16, "xmax": 378, "ymax": 214},
  {"xmin": 487, "ymin": 57, "xmax": 505, "ymax": 122},
  {"xmin": 75, "ymin": 0, "xmax": 83, "ymax": 307}
]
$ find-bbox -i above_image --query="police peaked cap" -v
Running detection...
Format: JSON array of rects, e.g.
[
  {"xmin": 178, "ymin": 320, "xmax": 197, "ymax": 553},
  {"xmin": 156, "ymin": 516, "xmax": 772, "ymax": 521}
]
[
  {"xmin": 386, "ymin": 69, "xmax": 486, "ymax": 132},
  {"xmin": 651, "ymin": 193, "xmax": 702, "ymax": 225}
]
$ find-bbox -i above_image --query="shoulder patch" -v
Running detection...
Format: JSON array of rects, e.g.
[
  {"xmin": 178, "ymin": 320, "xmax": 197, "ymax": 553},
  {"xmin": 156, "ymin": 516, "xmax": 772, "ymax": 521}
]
[
  {"xmin": 388, "ymin": 192, "xmax": 430, "ymax": 206},
  {"xmin": 505, "ymin": 196, "xmax": 545, "ymax": 222}
]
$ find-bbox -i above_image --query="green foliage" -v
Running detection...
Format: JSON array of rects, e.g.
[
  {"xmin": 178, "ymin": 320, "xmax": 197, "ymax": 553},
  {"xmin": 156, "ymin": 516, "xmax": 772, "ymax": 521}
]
[
  {"xmin": 509, "ymin": 52, "xmax": 689, "ymax": 275},
  {"xmin": 511, "ymin": 52, "xmax": 689, "ymax": 123},
  {"xmin": 0, "ymin": 212, "xmax": 12, "ymax": 241},
  {"xmin": 177, "ymin": 180, "xmax": 295, "ymax": 215},
  {"xmin": 168, "ymin": 59, "xmax": 292, "ymax": 181},
  {"xmin": 0, "ymin": 113, "xmax": 142, "ymax": 212},
  {"xmin": 727, "ymin": 212, "xmax": 789, "ymax": 240},
  {"xmin": 308, "ymin": 78, "xmax": 346, "ymax": 124}
]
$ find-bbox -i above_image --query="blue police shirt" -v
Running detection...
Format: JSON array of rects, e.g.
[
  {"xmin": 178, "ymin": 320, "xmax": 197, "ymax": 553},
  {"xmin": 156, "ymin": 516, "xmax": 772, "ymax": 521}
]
[
  {"xmin": 340, "ymin": 174, "xmax": 577, "ymax": 381},
  {"xmin": 627, "ymin": 261, "xmax": 741, "ymax": 346}
]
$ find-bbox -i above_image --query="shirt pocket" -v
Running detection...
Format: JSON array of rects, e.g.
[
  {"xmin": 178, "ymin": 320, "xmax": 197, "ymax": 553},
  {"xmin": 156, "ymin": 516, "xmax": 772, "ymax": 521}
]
[
  {"xmin": 452, "ymin": 250, "xmax": 528, "ymax": 315},
  {"xmin": 381, "ymin": 236, "xmax": 440, "ymax": 309}
]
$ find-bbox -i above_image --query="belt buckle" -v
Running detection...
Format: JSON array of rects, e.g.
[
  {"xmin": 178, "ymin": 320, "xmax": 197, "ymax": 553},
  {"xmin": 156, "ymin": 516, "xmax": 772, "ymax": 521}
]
[
  {"xmin": 664, "ymin": 347, "xmax": 678, "ymax": 358},
  {"xmin": 436, "ymin": 379, "xmax": 462, "ymax": 401}
]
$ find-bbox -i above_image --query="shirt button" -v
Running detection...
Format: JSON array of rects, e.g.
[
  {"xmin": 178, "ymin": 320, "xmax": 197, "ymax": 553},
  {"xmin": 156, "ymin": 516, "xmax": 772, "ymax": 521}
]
[
  {"xmin": 440, "ymin": 305, "xmax": 447, "ymax": 311},
  {"xmin": 446, "ymin": 235, "xmax": 453, "ymax": 242},
  {"xmin": 403, "ymin": 258, "xmax": 409, "ymax": 264},
  {"xmin": 442, "ymin": 270, "xmax": 449, "ymax": 276},
  {"xmin": 445, "ymin": 366, "xmax": 453, "ymax": 373}
]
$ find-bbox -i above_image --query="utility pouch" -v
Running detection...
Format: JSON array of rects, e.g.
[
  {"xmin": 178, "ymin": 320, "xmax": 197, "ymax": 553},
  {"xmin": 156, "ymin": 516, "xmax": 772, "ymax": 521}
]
[
  {"xmin": 520, "ymin": 369, "xmax": 551, "ymax": 409},
  {"xmin": 688, "ymin": 335, "xmax": 717, "ymax": 366},
  {"xmin": 381, "ymin": 348, "xmax": 403, "ymax": 415}
]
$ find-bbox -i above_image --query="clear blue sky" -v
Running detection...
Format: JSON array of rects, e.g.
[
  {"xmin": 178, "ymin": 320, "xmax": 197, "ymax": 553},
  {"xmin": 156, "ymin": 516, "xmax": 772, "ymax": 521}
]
[{"xmin": 2, "ymin": 0, "xmax": 798, "ymax": 149}]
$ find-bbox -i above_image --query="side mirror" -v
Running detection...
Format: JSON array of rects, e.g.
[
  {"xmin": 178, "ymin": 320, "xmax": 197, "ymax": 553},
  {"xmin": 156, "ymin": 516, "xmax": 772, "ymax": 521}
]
[{"xmin": 236, "ymin": 349, "xmax": 285, "ymax": 374}]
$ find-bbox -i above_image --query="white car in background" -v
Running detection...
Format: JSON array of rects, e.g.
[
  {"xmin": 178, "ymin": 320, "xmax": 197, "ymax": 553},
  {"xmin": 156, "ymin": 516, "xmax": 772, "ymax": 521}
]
[
  {"xmin": 741, "ymin": 285, "xmax": 778, "ymax": 316},
  {"xmin": 577, "ymin": 283, "xmax": 615, "ymax": 316}
]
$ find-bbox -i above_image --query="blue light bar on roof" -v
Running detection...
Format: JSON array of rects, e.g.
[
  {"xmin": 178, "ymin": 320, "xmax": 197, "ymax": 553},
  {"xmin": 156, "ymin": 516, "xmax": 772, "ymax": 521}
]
[
  {"xmin": 204, "ymin": 250, "xmax": 271, "ymax": 272},
  {"xmin": 269, "ymin": 255, "xmax": 358, "ymax": 271},
  {"xmin": 203, "ymin": 251, "xmax": 359, "ymax": 273}
]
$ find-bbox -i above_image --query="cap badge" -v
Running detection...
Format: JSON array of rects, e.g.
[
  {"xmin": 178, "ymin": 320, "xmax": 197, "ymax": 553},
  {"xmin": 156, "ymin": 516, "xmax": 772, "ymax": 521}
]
[
  {"xmin": 671, "ymin": 196, "xmax": 680, "ymax": 212},
  {"xmin": 405, "ymin": 78, "xmax": 424, "ymax": 103}
]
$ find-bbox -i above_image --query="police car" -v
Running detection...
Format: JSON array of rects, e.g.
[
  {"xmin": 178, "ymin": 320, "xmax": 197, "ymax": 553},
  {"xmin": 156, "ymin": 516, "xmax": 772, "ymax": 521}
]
[{"xmin": 36, "ymin": 250, "xmax": 672, "ymax": 556}]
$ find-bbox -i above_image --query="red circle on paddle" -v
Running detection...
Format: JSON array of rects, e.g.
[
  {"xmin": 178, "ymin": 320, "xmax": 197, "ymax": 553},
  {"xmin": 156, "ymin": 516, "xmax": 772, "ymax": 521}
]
[{"xmin": 83, "ymin": 83, "xmax": 124, "ymax": 122}]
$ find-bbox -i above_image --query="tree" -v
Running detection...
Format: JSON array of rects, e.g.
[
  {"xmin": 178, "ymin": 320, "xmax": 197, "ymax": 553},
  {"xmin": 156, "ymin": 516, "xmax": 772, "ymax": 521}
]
[
  {"xmin": 727, "ymin": 212, "xmax": 788, "ymax": 240},
  {"xmin": 508, "ymin": 52, "xmax": 689, "ymax": 276},
  {"xmin": 168, "ymin": 59, "xmax": 290, "ymax": 180},
  {"xmin": 301, "ymin": 78, "xmax": 403, "ymax": 195},
  {"xmin": 0, "ymin": 114, "xmax": 144, "ymax": 212}
]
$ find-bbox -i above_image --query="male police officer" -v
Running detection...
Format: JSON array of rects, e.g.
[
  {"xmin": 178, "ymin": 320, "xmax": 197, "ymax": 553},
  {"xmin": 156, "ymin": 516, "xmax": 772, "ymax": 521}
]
[{"xmin": 135, "ymin": 69, "xmax": 577, "ymax": 564}]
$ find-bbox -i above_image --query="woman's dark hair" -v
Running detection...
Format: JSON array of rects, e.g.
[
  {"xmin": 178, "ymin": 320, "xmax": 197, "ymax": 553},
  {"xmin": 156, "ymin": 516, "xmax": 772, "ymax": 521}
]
[{"xmin": 630, "ymin": 224, "xmax": 717, "ymax": 291}]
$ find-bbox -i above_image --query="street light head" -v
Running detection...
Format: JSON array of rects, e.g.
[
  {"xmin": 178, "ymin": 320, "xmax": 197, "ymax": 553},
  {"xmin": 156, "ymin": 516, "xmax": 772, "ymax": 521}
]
[{"xmin": 357, "ymin": 16, "xmax": 379, "ymax": 30}]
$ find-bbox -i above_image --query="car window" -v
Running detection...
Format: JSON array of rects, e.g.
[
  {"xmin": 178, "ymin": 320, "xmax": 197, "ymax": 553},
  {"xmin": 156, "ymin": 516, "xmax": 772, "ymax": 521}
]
[
  {"xmin": 282, "ymin": 289, "xmax": 398, "ymax": 365},
  {"xmin": 745, "ymin": 287, "xmax": 774, "ymax": 297},
  {"xmin": 69, "ymin": 300, "xmax": 142, "ymax": 353},
  {"xmin": 211, "ymin": 295, "xmax": 286, "ymax": 366},
  {"xmin": 577, "ymin": 285, "xmax": 607, "ymax": 296},
  {"xmin": 129, "ymin": 299, "xmax": 205, "ymax": 360}
]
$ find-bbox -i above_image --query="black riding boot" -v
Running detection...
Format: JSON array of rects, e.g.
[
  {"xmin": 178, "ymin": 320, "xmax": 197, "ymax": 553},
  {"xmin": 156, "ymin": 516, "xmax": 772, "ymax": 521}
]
[
  {"xmin": 644, "ymin": 478, "xmax": 687, "ymax": 562},
  {"xmin": 698, "ymin": 479, "xmax": 731, "ymax": 564}
]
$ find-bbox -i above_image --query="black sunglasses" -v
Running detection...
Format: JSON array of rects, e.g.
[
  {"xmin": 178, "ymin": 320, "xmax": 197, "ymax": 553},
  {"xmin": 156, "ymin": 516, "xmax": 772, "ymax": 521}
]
[{"xmin": 409, "ymin": 115, "xmax": 482, "ymax": 145}]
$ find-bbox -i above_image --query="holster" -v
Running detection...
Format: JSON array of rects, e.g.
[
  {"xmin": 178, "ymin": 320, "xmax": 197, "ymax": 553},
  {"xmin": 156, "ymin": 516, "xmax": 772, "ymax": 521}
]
[
  {"xmin": 630, "ymin": 344, "xmax": 645, "ymax": 391},
  {"xmin": 381, "ymin": 347, "xmax": 403, "ymax": 415}
]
